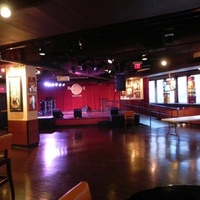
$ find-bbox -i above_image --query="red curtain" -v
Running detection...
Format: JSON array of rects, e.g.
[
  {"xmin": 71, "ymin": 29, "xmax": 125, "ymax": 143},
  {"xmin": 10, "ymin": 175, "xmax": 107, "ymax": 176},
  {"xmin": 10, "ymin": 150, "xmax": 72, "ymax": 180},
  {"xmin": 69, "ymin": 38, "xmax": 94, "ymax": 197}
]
[{"xmin": 37, "ymin": 82, "xmax": 120, "ymax": 111}]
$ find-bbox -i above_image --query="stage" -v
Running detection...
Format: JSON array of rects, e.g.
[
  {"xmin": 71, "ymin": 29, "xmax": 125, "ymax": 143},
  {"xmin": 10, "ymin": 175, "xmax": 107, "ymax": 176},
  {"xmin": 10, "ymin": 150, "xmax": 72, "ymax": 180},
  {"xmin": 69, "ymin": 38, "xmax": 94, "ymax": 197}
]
[
  {"xmin": 38, "ymin": 110, "xmax": 166, "ymax": 130},
  {"xmin": 38, "ymin": 110, "xmax": 113, "ymax": 130},
  {"xmin": 56, "ymin": 110, "xmax": 111, "ymax": 126}
]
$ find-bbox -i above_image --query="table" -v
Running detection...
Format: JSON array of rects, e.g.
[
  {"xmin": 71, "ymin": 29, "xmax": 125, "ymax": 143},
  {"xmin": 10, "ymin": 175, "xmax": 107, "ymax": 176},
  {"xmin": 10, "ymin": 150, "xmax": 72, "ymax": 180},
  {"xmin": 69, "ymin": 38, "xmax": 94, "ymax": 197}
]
[{"xmin": 161, "ymin": 115, "xmax": 200, "ymax": 137}]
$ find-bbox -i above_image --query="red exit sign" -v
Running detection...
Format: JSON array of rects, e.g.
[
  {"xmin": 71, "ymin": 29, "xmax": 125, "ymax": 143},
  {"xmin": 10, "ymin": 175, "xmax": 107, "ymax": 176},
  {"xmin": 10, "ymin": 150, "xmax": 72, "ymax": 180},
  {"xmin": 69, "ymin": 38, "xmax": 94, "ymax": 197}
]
[{"xmin": 133, "ymin": 63, "xmax": 141, "ymax": 70}]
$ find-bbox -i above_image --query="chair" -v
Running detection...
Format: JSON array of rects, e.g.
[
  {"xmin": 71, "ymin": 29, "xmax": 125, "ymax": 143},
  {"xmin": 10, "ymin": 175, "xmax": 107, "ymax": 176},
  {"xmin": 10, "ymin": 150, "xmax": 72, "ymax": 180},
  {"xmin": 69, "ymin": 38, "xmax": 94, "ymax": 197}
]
[
  {"xmin": 126, "ymin": 185, "xmax": 200, "ymax": 200},
  {"xmin": 58, "ymin": 181, "xmax": 92, "ymax": 200},
  {"xmin": 0, "ymin": 133, "xmax": 15, "ymax": 200},
  {"xmin": 124, "ymin": 111, "xmax": 135, "ymax": 127}
]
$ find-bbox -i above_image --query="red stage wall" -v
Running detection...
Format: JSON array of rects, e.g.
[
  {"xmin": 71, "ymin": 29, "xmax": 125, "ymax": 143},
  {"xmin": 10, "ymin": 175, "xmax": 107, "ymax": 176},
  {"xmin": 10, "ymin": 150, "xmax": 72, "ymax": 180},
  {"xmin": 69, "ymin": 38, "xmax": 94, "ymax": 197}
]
[
  {"xmin": 37, "ymin": 82, "xmax": 120, "ymax": 111},
  {"xmin": 37, "ymin": 78, "xmax": 149, "ymax": 111}
]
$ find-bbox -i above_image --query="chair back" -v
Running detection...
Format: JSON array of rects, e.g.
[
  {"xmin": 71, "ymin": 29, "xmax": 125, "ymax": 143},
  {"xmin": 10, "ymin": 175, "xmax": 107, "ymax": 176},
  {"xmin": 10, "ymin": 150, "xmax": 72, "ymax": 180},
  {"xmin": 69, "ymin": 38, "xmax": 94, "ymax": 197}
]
[
  {"xmin": 0, "ymin": 133, "xmax": 12, "ymax": 158},
  {"xmin": 58, "ymin": 181, "xmax": 92, "ymax": 200},
  {"xmin": 124, "ymin": 111, "xmax": 135, "ymax": 119}
]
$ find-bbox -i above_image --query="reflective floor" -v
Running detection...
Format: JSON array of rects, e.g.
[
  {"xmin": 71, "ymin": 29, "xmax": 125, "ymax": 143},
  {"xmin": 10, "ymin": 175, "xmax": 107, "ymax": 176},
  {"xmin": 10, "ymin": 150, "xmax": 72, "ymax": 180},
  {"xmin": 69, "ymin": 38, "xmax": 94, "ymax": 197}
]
[{"xmin": 2, "ymin": 122, "xmax": 200, "ymax": 200}]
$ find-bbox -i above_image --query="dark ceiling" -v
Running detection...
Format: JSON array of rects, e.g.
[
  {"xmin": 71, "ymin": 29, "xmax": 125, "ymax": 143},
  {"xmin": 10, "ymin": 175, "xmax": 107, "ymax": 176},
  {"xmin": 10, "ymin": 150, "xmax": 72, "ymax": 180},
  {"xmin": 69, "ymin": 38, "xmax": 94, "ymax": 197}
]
[{"xmin": 0, "ymin": 0, "xmax": 200, "ymax": 82}]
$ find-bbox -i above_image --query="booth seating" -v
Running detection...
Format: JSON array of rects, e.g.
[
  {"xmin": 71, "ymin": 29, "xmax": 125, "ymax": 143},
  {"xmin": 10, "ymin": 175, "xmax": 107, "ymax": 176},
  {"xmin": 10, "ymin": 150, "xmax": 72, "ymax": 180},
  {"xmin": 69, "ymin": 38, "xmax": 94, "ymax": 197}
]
[
  {"xmin": 58, "ymin": 181, "xmax": 92, "ymax": 200},
  {"xmin": 0, "ymin": 133, "xmax": 15, "ymax": 200}
]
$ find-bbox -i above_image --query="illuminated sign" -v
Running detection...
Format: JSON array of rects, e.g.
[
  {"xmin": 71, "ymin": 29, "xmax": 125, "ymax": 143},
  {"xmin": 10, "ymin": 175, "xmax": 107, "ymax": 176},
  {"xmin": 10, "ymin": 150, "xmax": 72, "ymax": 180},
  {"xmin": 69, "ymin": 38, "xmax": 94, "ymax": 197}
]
[{"xmin": 133, "ymin": 63, "xmax": 141, "ymax": 70}]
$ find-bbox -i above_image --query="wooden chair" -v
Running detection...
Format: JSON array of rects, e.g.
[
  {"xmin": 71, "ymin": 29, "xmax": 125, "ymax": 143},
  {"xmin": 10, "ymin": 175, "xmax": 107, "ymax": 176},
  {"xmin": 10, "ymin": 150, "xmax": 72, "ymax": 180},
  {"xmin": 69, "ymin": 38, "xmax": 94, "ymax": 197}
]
[
  {"xmin": 124, "ymin": 111, "xmax": 135, "ymax": 127},
  {"xmin": 58, "ymin": 181, "xmax": 92, "ymax": 200},
  {"xmin": 0, "ymin": 133, "xmax": 15, "ymax": 200}
]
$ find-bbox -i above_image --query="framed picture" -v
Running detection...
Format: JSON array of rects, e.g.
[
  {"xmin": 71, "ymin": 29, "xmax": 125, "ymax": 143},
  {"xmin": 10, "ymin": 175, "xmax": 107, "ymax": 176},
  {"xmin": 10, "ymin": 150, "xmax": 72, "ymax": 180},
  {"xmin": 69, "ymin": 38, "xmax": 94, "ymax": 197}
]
[
  {"xmin": 28, "ymin": 76, "xmax": 37, "ymax": 93},
  {"xmin": 28, "ymin": 95, "xmax": 37, "ymax": 111},
  {"xmin": 120, "ymin": 77, "xmax": 143, "ymax": 100},
  {"xmin": 9, "ymin": 76, "xmax": 23, "ymax": 112}
]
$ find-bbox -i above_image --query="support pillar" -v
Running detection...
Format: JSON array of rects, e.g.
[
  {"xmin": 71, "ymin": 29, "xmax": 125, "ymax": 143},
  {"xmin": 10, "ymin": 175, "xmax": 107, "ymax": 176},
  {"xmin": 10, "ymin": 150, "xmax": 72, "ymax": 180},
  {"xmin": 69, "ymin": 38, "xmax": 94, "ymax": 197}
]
[{"xmin": 6, "ymin": 65, "xmax": 39, "ymax": 147}]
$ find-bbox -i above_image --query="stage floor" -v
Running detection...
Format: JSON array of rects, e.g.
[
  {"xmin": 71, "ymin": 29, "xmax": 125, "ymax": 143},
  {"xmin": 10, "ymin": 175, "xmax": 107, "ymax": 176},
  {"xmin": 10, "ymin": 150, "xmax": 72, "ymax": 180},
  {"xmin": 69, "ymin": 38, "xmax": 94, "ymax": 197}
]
[
  {"xmin": 55, "ymin": 110, "xmax": 112, "ymax": 126},
  {"xmin": 62, "ymin": 110, "xmax": 116, "ymax": 119},
  {"xmin": 38, "ymin": 110, "xmax": 168, "ymax": 128}
]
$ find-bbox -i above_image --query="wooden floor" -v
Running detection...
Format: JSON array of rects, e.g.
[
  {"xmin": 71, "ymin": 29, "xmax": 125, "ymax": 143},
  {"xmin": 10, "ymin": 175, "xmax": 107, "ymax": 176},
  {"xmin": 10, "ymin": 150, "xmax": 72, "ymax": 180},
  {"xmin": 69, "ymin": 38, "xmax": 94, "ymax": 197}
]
[{"xmin": 1, "ymin": 112, "xmax": 200, "ymax": 200}]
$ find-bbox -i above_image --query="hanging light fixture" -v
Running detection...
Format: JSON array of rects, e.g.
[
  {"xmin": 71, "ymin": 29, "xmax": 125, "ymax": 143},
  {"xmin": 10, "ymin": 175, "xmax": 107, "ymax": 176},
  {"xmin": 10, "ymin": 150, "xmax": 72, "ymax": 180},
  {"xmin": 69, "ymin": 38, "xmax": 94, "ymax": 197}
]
[{"xmin": 0, "ymin": 2, "xmax": 11, "ymax": 18}]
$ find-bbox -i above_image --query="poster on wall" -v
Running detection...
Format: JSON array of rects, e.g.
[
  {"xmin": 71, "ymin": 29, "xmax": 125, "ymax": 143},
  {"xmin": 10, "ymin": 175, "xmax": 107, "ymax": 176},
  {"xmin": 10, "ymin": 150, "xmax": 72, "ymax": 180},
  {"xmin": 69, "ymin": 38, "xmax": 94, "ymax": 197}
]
[
  {"xmin": 28, "ymin": 95, "xmax": 37, "ymax": 110},
  {"xmin": 9, "ymin": 76, "xmax": 23, "ymax": 112},
  {"xmin": 28, "ymin": 76, "xmax": 37, "ymax": 93},
  {"xmin": 120, "ymin": 77, "xmax": 143, "ymax": 100}
]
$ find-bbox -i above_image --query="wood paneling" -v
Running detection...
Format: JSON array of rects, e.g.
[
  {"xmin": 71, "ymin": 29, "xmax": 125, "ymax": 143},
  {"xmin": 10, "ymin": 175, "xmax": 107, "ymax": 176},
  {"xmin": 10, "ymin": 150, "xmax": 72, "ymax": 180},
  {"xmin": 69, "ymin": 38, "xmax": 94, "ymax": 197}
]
[{"xmin": 8, "ymin": 119, "xmax": 39, "ymax": 147}]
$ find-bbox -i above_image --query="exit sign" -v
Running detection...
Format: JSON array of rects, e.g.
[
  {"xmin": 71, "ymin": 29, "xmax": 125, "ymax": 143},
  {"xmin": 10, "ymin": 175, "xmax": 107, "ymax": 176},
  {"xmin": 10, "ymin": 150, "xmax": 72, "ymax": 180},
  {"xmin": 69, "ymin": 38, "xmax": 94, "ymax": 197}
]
[{"xmin": 133, "ymin": 63, "xmax": 141, "ymax": 70}]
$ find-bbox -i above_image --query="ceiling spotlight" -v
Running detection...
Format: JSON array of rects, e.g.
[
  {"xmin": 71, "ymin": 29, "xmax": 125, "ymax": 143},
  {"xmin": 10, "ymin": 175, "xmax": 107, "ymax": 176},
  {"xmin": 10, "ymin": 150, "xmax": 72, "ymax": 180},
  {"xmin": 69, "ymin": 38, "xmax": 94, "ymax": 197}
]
[
  {"xmin": 161, "ymin": 60, "xmax": 167, "ymax": 66},
  {"xmin": 39, "ymin": 47, "xmax": 45, "ymax": 56},
  {"xmin": 36, "ymin": 70, "xmax": 41, "ymax": 75},
  {"xmin": 78, "ymin": 39, "xmax": 83, "ymax": 50},
  {"xmin": 108, "ymin": 57, "xmax": 114, "ymax": 64},
  {"xmin": 0, "ymin": 3, "xmax": 11, "ymax": 18},
  {"xmin": 142, "ymin": 54, "xmax": 148, "ymax": 61},
  {"xmin": 93, "ymin": 66, "xmax": 99, "ymax": 72}
]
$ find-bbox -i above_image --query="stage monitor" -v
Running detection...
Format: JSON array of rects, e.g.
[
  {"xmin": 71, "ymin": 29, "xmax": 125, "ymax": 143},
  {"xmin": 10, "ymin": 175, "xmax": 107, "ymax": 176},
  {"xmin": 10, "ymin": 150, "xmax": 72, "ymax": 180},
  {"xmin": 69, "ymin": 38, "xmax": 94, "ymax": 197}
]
[
  {"xmin": 53, "ymin": 109, "xmax": 63, "ymax": 118},
  {"xmin": 74, "ymin": 109, "xmax": 82, "ymax": 118},
  {"xmin": 110, "ymin": 107, "xmax": 119, "ymax": 115}
]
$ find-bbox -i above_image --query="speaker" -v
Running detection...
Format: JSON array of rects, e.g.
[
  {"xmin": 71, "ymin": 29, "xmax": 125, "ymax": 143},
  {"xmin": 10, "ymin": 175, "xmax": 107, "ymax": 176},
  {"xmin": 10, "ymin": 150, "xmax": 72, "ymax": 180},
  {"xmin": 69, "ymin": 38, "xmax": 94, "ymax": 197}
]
[
  {"xmin": 74, "ymin": 109, "xmax": 82, "ymax": 118},
  {"xmin": 53, "ymin": 109, "xmax": 63, "ymax": 118},
  {"xmin": 115, "ymin": 73, "xmax": 126, "ymax": 91},
  {"xmin": 110, "ymin": 107, "xmax": 119, "ymax": 115}
]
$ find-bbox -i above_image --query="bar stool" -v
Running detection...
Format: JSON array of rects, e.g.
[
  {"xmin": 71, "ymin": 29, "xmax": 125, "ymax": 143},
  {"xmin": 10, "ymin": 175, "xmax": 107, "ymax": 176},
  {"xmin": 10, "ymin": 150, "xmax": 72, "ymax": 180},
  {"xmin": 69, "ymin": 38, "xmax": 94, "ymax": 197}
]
[{"xmin": 0, "ymin": 133, "xmax": 15, "ymax": 200}]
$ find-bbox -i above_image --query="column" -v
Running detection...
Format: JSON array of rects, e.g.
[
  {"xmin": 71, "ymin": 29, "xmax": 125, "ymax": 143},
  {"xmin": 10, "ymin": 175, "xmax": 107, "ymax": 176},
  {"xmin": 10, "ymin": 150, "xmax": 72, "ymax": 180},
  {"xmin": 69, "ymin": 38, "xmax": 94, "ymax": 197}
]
[{"xmin": 6, "ymin": 64, "xmax": 39, "ymax": 147}]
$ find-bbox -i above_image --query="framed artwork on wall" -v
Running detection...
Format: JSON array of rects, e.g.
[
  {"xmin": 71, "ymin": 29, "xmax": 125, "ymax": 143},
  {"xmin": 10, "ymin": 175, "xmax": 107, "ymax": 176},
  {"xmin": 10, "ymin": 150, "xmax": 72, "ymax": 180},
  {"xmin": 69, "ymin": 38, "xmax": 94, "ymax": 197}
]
[
  {"xmin": 28, "ymin": 76, "xmax": 37, "ymax": 93},
  {"xmin": 28, "ymin": 94, "xmax": 37, "ymax": 111},
  {"xmin": 9, "ymin": 76, "xmax": 23, "ymax": 112},
  {"xmin": 120, "ymin": 77, "xmax": 144, "ymax": 100}
]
